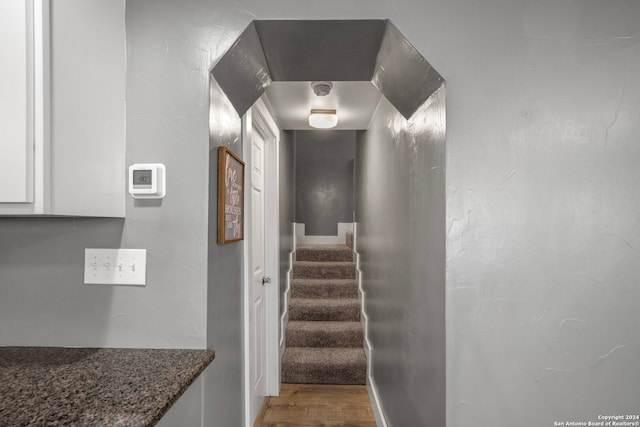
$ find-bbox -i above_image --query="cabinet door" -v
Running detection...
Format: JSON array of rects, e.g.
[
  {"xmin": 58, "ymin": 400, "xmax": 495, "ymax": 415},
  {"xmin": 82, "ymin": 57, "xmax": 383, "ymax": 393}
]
[
  {"xmin": 0, "ymin": 0, "xmax": 125, "ymax": 217},
  {"xmin": 0, "ymin": 1, "xmax": 33, "ymax": 203}
]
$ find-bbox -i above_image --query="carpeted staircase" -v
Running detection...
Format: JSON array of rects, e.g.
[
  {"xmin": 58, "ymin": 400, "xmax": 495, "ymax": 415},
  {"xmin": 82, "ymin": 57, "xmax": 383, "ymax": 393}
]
[{"xmin": 282, "ymin": 233, "xmax": 366, "ymax": 384}]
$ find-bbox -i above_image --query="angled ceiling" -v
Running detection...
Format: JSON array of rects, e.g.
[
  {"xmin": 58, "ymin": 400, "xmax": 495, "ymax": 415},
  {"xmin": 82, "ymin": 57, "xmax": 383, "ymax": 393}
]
[
  {"xmin": 254, "ymin": 20, "xmax": 385, "ymax": 82},
  {"xmin": 211, "ymin": 20, "xmax": 444, "ymax": 122}
]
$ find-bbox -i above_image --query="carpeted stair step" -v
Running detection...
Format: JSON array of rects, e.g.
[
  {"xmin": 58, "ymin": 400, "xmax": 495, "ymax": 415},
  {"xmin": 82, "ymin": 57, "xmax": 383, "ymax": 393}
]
[
  {"xmin": 282, "ymin": 347, "xmax": 367, "ymax": 385},
  {"xmin": 289, "ymin": 298, "xmax": 360, "ymax": 321},
  {"xmin": 296, "ymin": 245, "xmax": 354, "ymax": 262},
  {"xmin": 286, "ymin": 321, "xmax": 363, "ymax": 348},
  {"xmin": 346, "ymin": 231, "xmax": 354, "ymax": 250},
  {"xmin": 283, "ymin": 236, "xmax": 365, "ymax": 385},
  {"xmin": 293, "ymin": 261, "xmax": 355, "ymax": 280},
  {"xmin": 291, "ymin": 278, "xmax": 358, "ymax": 299}
]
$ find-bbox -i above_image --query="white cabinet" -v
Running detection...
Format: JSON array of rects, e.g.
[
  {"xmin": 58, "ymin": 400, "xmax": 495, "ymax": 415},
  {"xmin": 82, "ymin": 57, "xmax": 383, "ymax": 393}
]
[
  {"xmin": 0, "ymin": 0, "xmax": 125, "ymax": 217},
  {"xmin": 0, "ymin": 1, "xmax": 34, "ymax": 205}
]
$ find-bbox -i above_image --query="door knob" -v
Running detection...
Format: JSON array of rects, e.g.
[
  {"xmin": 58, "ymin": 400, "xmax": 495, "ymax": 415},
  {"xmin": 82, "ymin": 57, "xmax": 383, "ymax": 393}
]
[{"xmin": 262, "ymin": 276, "xmax": 271, "ymax": 285}]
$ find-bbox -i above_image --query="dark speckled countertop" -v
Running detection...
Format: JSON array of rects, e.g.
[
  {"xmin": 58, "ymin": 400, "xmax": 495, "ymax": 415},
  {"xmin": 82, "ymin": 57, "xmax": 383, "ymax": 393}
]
[{"xmin": 0, "ymin": 347, "xmax": 215, "ymax": 427}]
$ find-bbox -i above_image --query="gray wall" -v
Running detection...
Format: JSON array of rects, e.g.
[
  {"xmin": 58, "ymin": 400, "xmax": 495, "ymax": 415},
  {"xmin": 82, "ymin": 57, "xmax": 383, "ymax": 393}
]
[
  {"xmin": 0, "ymin": 0, "xmax": 639, "ymax": 426},
  {"xmin": 279, "ymin": 130, "xmax": 295, "ymax": 321},
  {"xmin": 355, "ymin": 87, "xmax": 446, "ymax": 426},
  {"xmin": 441, "ymin": 2, "xmax": 640, "ymax": 425},
  {"xmin": 0, "ymin": 217, "xmax": 124, "ymax": 346},
  {"xmin": 50, "ymin": 0, "xmax": 126, "ymax": 217},
  {"xmin": 1, "ymin": 1, "xmax": 196, "ymax": 348},
  {"xmin": 0, "ymin": 0, "xmax": 209, "ymax": 350},
  {"xmin": 203, "ymin": 79, "xmax": 244, "ymax": 427},
  {"xmin": 295, "ymin": 131, "xmax": 355, "ymax": 235}
]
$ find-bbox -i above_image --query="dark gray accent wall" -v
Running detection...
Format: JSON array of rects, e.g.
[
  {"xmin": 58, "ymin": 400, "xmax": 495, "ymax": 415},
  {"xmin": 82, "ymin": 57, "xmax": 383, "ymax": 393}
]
[
  {"xmin": 254, "ymin": 20, "xmax": 385, "ymax": 82},
  {"xmin": 210, "ymin": 22, "xmax": 272, "ymax": 119},
  {"xmin": 279, "ymin": 130, "xmax": 295, "ymax": 320},
  {"xmin": 295, "ymin": 131, "xmax": 355, "ymax": 236},
  {"xmin": 371, "ymin": 21, "xmax": 444, "ymax": 120},
  {"xmin": 355, "ymin": 87, "xmax": 446, "ymax": 426}
]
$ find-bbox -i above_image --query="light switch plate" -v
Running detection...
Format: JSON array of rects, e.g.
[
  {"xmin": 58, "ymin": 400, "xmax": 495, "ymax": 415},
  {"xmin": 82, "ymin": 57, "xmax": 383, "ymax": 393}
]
[{"xmin": 84, "ymin": 248, "xmax": 146, "ymax": 286}]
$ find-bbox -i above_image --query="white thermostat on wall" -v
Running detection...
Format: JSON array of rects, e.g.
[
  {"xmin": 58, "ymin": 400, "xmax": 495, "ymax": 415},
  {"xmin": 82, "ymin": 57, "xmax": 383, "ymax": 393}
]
[{"xmin": 128, "ymin": 163, "xmax": 166, "ymax": 199}]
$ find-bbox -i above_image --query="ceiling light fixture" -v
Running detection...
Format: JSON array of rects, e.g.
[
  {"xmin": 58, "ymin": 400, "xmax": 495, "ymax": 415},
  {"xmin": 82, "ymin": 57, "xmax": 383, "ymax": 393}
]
[{"xmin": 309, "ymin": 109, "xmax": 338, "ymax": 129}]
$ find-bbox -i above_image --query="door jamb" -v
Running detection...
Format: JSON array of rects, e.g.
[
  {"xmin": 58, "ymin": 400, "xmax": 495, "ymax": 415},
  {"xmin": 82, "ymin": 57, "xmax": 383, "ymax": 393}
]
[{"xmin": 241, "ymin": 108, "xmax": 252, "ymax": 427}]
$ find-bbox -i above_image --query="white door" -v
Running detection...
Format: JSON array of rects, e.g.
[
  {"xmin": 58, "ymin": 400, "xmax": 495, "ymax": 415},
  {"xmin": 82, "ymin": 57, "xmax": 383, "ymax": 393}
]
[
  {"xmin": 244, "ymin": 99, "xmax": 280, "ymax": 426},
  {"xmin": 249, "ymin": 119, "xmax": 268, "ymax": 421}
]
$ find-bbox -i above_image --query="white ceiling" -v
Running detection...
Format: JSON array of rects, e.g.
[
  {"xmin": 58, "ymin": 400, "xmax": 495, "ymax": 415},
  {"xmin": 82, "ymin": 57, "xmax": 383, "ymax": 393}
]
[{"xmin": 263, "ymin": 81, "xmax": 382, "ymax": 131}]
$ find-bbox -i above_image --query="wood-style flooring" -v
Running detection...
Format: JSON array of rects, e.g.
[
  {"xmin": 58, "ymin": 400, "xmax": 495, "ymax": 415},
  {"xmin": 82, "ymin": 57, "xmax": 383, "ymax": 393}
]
[{"xmin": 257, "ymin": 384, "xmax": 376, "ymax": 427}]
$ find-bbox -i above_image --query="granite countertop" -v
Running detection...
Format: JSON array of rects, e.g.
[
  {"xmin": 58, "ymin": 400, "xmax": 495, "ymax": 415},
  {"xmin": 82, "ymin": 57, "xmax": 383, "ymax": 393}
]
[{"xmin": 0, "ymin": 347, "xmax": 215, "ymax": 427}]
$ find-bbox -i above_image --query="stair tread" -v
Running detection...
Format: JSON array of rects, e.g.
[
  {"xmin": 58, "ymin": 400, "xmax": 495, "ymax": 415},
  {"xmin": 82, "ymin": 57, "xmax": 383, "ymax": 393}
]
[
  {"xmin": 296, "ymin": 245, "xmax": 354, "ymax": 262},
  {"xmin": 286, "ymin": 321, "xmax": 363, "ymax": 348},
  {"xmin": 281, "ymin": 347, "xmax": 367, "ymax": 384},
  {"xmin": 282, "ymin": 347, "xmax": 366, "ymax": 365},
  {"xmin": 294, "ymin": 261, "xmax": 355, "ymax": 266},
  {"xmin": 287, "ymin": 320, "xmax": 362, "ymax": 331},
  {"xmin": 289, "ymin": 298, "xmax": 360, "ymax": 321},
  {"xmin": 291, "ymin": 279, "xmax": 358, "ymax": 299},
  {"xmin": 290, "ymin": 298, "xmax": 360, "ymax": 306},
  {"xmin": 293, "ymin": 261, "xmax": 356, "ymax": 280},
  {"xmin": 291, "ymin": 278, "xmax": 357, "ymax": 285},
  {"xmin": 297, "ymin": 244, "xmax": 352, "ymax": 251}
]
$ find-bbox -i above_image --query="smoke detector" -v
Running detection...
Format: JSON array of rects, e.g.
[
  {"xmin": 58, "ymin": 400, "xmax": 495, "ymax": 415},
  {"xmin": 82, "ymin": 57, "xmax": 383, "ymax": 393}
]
[{"xmin": 311, "ymin": 81, "xmax": 333, "ymax": 97}]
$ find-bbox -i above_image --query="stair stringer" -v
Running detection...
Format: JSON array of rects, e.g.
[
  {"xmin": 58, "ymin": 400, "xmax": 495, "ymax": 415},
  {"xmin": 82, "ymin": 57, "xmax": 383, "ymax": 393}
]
[
  {"xmin": 279, "ymin": 224, "xmax": 296, "ymax": 362},
  {"xmin": 353, "ymin": 222, "xmax": 389, "ymax": 427}
]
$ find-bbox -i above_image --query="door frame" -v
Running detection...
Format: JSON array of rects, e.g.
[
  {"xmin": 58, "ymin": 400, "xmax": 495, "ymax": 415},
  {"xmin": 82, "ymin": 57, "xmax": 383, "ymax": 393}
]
[{"xmin": 242, "ymin": 97, "xmax": 281, "ymax": 426}]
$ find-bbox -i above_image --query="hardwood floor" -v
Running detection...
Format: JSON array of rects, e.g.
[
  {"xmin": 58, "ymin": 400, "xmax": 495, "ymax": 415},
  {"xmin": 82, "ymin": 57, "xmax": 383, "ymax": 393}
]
[{"xmin": 257, "ymin": 384, "xmax": 376, "ymax": 427}]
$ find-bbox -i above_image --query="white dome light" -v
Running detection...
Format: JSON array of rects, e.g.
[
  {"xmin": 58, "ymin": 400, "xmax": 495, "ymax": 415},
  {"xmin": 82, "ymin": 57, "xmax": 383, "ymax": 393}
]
[{"xmin": 309, "ymin": 109, "xmax": 338, "ymax": 129}]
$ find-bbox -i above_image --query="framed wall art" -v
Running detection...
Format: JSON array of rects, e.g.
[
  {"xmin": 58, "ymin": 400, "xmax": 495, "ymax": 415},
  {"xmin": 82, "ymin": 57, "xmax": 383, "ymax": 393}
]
[{"xmin": 217, "ymin": 146, "xmax": 245, "ymax": 244}]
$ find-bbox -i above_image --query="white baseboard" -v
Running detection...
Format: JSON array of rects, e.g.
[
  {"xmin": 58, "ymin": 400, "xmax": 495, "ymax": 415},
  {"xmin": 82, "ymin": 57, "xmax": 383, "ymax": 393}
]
[
  {"xmin": 280, "ymin": 224, "xmax": 296, "ymax": 357},
  {"xmin": 367, "ymin": 377, "xmax": 388, "ymax": 427},
  {"xmin": 353, "ymin": 222, "xmax": 388, "ymax": 427},
  {"xmin": 279, "ymin": 311, "xmax": 288, "ymax": 358},
  {"xmin": 295, "ymin": 222, "xmax": 353, "ymax": 245}
]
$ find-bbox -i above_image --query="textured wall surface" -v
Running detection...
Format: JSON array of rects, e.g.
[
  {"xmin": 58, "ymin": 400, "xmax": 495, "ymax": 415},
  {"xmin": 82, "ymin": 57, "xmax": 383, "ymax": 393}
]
[
  {"xmin": 50, "ymin": 0, "xmax": 126, "ymax": 217},
  {"xmin": 295, "ymin": 131, "xmax": 356, "ymax": 235},
  {"xmin": 356, "ymin": 88, "xmax": 446, "ymax": 426},
  {"xmin": 1, "ymin": 0, "xmax": 639, "ymax": 426},
  {"xmin": 0, "ymin": 0, "xmax": 209, "ymax": 350},
  {"xmin": 0, "ymin": 217, "xmax": 125, "ymax": 345},
  {"xmin": 279, "ymin": 130, "xmax": 295, "ymax": 321},
  {"xmin": 0, "ymin": 1, "xmax": 183, "ymax": 347},
  {"xmin": 443, "ymin": 2, "xmax": 640, "ymax": 423},
  {"xmin": 203, "ymin": 79, "xmax": 244, "ymax": 427}
]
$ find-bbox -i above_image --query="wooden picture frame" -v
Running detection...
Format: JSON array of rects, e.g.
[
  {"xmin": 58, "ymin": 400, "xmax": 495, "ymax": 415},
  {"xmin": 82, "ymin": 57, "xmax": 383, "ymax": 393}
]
[{"xmin": 217, "ymin": 146, "xmax": 245, "ymax": 244}]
